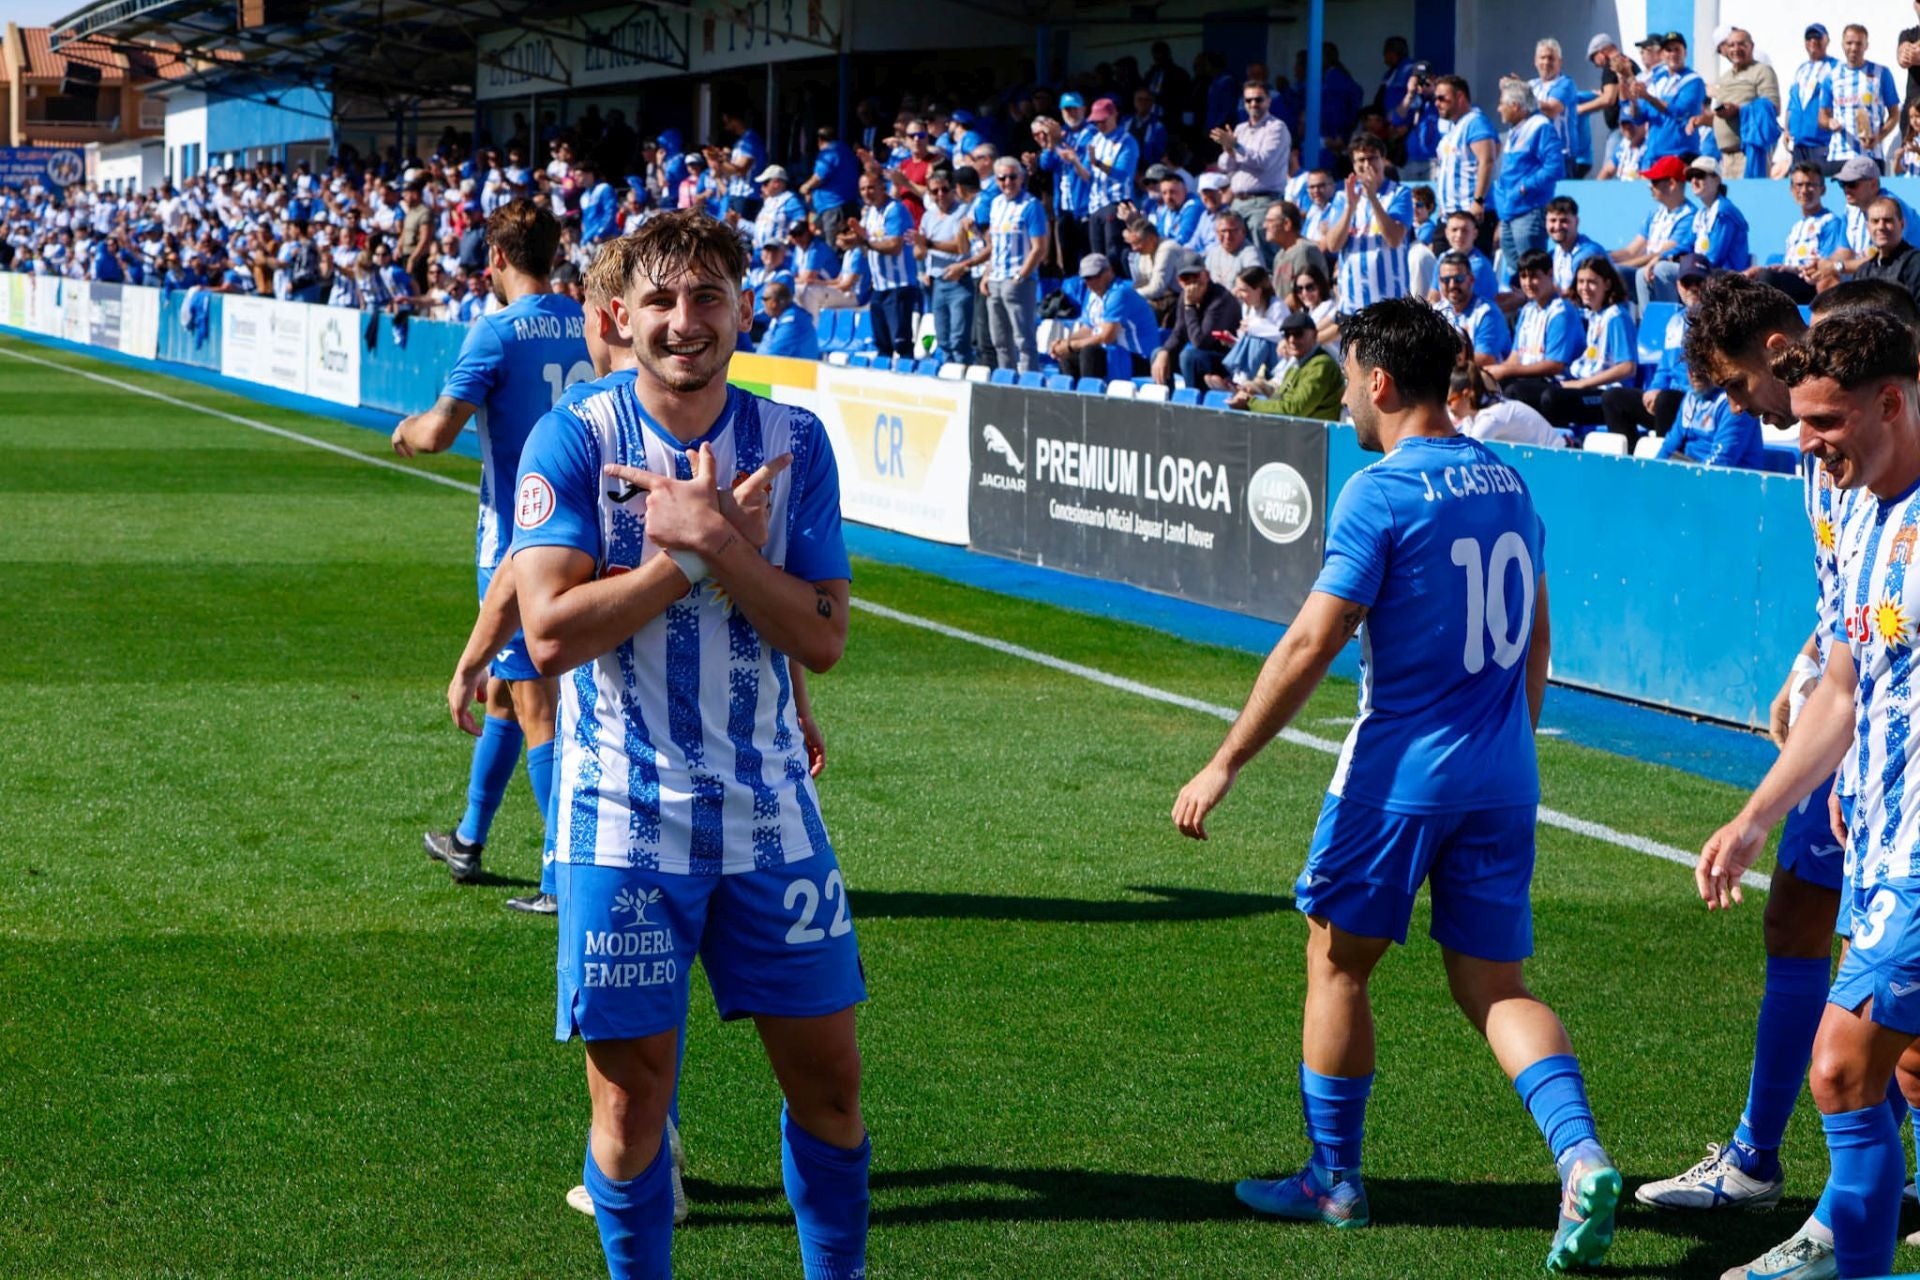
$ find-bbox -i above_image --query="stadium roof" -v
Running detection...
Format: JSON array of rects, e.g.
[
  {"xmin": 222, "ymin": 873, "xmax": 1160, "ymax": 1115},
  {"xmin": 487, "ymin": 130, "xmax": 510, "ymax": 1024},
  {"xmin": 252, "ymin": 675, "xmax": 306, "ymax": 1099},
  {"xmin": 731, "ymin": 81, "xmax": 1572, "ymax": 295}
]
[{"xmin": 46, "ymin": 0, "xmax": 713, "ymax": 106}]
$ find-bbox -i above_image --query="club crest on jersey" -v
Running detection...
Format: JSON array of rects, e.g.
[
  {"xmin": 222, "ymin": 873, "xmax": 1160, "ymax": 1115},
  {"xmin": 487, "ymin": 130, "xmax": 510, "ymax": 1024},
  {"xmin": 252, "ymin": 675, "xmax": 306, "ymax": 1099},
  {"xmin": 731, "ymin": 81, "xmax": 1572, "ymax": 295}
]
[
  {"xmin": 1892, "ymin": 526, "xmax": 1917, "ymax": 566},
  {"xmin": 516, "ymin": 473, "xmax": 556, "ymax": 529}
]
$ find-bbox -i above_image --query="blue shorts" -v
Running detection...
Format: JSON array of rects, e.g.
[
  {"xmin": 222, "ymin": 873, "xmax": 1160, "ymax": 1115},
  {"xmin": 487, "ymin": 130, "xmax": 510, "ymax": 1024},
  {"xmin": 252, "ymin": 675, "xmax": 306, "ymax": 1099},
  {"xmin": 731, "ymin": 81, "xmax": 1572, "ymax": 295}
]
[
  {"xmin": 1295, "ymin": 794, "xmax": 1536, "ymax": 963},
  {"xmin": 489, "ymin": 632, "xmax": 541, "ymax": 682},
  {"xmin": 555, "ymin": 853, "xmax": 868, "ymax": 1042},
  {"xmin": 1830, "ymin": 874, "xmax": 1920, "ymax": 1035},
  {"xmin": 1778, "ymin": 773, "xmax": 1845, "ymax": 892}
]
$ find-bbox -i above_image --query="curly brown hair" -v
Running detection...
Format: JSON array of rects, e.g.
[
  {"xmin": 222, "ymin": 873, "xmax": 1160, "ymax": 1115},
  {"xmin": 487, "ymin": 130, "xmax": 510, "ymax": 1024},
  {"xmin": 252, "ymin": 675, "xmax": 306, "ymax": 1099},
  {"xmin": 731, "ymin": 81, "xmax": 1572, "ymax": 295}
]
[
  {"xmin": 623, "ymin": 209, "xmax": 747, "ymax": 297},
  {"xmin": 1770, "ymin": 311, "xmax": 1919, "ymax": 391},
  {"xmin": 485, "ymin": 199, "xmax": 562, "ymax": 278}
]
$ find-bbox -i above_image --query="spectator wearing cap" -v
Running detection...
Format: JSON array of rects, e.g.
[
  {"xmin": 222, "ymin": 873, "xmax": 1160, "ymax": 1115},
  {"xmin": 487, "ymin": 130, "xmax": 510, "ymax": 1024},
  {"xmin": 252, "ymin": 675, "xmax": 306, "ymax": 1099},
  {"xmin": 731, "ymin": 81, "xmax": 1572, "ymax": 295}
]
[
  {"xmin": 1822, "ymin": 25, "xmax": 1898, "ymax": 170},
  {"xmin": 751, "ymin": 166, "xmax": 807, "ymax": 250},
  {"xmin": 1190, "ymin": 171, "xmax": 1231, "ymax": 253},
  {"xmin": 1530, "ymin": 39, "xmax": 1591, "ymax": 177},
  {"xmin": 1787, "ymin": 26, "xmax": 1840, "ymax": 172},
  {"xmin": 1545, "ymin": 197, "xmax": 1606, "ymax": 294},
  {"xmin": 1034, "ymin": 94, "xmax": 1096, "ymax": 270},
  {"xmin": 1608, "ymin": 154, "xmax": 1696, "ymax": 307},
  {"xmin": 1153, "ymin": 255, "xmax": 1241, "ymax": 388},
  {"xmin": 576, "ymin": 160, "xmax": 617, "ymax": 245},
  {"xmin": 1580, "ymin": 36, "xmax": 1640, "ymax": 134},
  {"xmin": 1241, "ymin": 309, "xmax": 1345, "ymax": 420},
  {"xmin": 675, "ymin": 154, "xmax": 709, "ymax": 215},
  {"xmin": 799, "ymin": 127, "xmax": 860, "ymax": 246},
  {"xmin": 964, "ymin": 156, "xmax": 1048, "ymax": 371},
  {"xmin": 1433, "ymin": 76, "xmax": 1497, "ymax": 231},
  {"xmin": 1126, "ymin": 88, "xmax": 1170, "ymax": 171},
  {"xmin": 1487, "ymin": 248, "xmax": 1582, "ymax": 390},
  {"xmin": 1600, "ymin": 257, "xmax": 1703, "ymax": 446},
  {"xmin": 1703, "ymin": 28, "xmax": 1779, "ymax": 179},
  {"xmin": 758, "ymin": 280, "xmax": 821, "ymax": 360},
  {"xmin": 1261, "ymin": 200, "xmax": 1331, "ymax": 295},
  {"xmin": 1069, "ymin": 97, "xmax": 1139, "ymax": 264},
  {"xmin": 1209, "ymin": 79, "xmax": 1293, "ymax": 255},
  {"xmin": 1434, "ymin": 250, "xmax": 1512, "ymax": 366},
  {"xmin": 1813, "ymin": 157, "xmax": 1920, "ymax": 288},
  {"xmin": 1851, "ymin": 195, "xmax": 1920, "ymax": 305},
  {"xmin": 1625, "ymin": 32, "xmax": 1706, "ymax": 164},
  {"xmin": 842, "ymin": 170, "xmax": 920, "ymax": 358},
  {"xmin": 911, "ymin": 171, "xmax": 975, "ymax": 366},
  {"xmin": 1122, "ymin": 214, "xmax": 1184, "ymax": 324},
  {"xmin": 1675, "ymin": 155, "xmax": 1749, "ymax": 281},
  {"xmin": 1206, "ymin": 209, "xmax": 1265, "ymax": 292},
  {"xmin": 1490, "ymin": 78, "xmax": 1563, "ymax": 281},
  {"xmin": 1049, "ymin": 252, "xmax": 1158, "ymax": 379},
  {"xmin": 1596, "ymin": 114, "xmax": 1649, "ymax": 180},
  {"xmin": 1658, "ymin": 369, "xmax": 1764, "ymax": 469}
]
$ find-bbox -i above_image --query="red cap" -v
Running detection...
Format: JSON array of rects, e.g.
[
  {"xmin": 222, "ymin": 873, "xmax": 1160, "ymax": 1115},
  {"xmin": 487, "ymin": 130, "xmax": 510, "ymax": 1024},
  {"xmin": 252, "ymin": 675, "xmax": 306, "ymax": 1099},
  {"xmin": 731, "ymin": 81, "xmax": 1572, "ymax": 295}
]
[
  {"xmin": 1643, "ymin": 155, "xmax": 1688, "ymax": 183},
  {"xmin": 1088, "ymin": 97, "xmax": 1118, "ymax": 122}
]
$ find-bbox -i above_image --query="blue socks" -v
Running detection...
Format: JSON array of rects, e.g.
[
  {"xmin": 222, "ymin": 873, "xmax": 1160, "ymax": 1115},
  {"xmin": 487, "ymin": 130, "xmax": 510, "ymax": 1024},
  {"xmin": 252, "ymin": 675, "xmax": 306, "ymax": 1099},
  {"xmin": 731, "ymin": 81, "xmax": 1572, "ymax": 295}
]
[
  {"xmin": 528, "ymin": 738, "xmax": 557, "ymax": 896},
  {"xmin": 457, "ymin": 715, "xmax": 523, "ymax": 845},
  {"xmin": 781, "ymin": 1106, "xmax": 870, "ymax": 1280},
  {"xmin": 1812, "ymin": 1074, "xmax": 1910, "ymax": 1232},
  {"xmin": 1299, "ymin": 1065, "xmax": 1373, "ymax": 1176},
  {"xmin": 1731, "ymin": 955, "xmax": 1830, "ymax": 1180},
  {"xmin": 1515, "ymin": 1054, "xmax": 1600, "ymax": 1164},
  {"xmin": 584, "ymin": 1136, "xmax": 674, "ymax": 1280},
  {"xmin": 1822, "ymin": 1101, "xmax": 1903, "ymax": 1278}
]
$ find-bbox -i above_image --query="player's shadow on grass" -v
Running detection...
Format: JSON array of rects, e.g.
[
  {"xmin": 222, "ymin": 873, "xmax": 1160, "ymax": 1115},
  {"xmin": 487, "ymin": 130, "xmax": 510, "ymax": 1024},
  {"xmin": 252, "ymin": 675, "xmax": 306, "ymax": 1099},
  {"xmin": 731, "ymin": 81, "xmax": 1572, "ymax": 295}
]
[
  {"xmin": 462, "ymin": 870, "xmax": 538, "ymax": 889},
  {"xmin": 849, "ymin": 885, "xmax": 1293, "ymax": 925}
]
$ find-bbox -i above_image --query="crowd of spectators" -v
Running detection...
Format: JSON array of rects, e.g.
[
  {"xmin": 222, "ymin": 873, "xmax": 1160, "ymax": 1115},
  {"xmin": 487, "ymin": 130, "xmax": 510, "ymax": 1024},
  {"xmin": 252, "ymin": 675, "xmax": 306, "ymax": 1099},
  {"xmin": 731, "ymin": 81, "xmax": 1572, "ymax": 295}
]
[{"xmin": 17, "ymin": 19, "xmax": 1920, "ymax": 463}]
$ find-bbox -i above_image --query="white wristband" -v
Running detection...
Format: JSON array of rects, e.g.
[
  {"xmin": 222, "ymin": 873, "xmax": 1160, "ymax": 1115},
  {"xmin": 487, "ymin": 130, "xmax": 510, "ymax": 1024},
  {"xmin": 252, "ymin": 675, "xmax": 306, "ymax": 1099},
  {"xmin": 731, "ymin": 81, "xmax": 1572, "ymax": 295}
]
[
  {"xmin": 1790, "ymin": 653, "xmax": 1822, "ymax": 686},
  {"xmin": 1787, "ymin": 653, "xmax": 1822, "ymax": 728},
  {"xmin": 667, "ymin": 548, "xmax": 709, "ymax": 586}
]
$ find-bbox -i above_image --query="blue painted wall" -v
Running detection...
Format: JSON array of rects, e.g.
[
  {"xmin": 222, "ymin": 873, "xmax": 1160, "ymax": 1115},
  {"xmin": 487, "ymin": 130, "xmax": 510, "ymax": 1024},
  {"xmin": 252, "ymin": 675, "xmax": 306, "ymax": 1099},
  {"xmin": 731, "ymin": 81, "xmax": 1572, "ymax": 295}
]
[{"xmin": 206, "ymin": 86, "xmax": 333, "ymax": 152}]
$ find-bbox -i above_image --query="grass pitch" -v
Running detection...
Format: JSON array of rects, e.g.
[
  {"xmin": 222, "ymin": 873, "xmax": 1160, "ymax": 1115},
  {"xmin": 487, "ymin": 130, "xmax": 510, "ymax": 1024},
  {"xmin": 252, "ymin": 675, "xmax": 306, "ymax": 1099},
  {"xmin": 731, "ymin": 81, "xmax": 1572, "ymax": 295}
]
[{"xmin": 0, "ymin": 331, "xmax": 1898, "ymax": 1278}]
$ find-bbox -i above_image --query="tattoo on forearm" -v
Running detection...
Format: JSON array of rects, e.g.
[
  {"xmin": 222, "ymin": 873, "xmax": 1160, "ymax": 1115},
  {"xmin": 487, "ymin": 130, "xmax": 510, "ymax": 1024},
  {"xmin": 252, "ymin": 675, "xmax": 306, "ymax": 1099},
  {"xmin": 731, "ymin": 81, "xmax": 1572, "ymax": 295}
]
[
  {"xmin": 815, "ymin": 588, "xmax": 834, "ymax": 619},
  {"xmin": 713, "ymin": 533, "xmax": 738, "ymax": 559},
  {"xmin": 1339, "ymin": 607, "xmax": 1366, "ymax": 639}
]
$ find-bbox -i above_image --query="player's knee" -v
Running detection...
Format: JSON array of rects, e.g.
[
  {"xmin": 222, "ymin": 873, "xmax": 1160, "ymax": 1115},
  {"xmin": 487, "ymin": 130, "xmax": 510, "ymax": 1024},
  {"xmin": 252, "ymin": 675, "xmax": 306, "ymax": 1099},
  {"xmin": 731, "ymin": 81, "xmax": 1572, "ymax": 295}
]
[{"xmin": 1808, "ymin": 1044, "xmax": 1874, "ymax": 1112}]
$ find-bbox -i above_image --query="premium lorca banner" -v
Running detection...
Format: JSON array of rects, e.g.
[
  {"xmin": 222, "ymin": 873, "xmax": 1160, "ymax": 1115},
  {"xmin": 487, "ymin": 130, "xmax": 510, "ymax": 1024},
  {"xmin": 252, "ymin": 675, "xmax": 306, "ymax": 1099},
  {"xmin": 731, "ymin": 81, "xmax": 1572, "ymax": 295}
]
[{"xmin": 968, "ymin": 385, "xmax": 1325, "ymax": 621}]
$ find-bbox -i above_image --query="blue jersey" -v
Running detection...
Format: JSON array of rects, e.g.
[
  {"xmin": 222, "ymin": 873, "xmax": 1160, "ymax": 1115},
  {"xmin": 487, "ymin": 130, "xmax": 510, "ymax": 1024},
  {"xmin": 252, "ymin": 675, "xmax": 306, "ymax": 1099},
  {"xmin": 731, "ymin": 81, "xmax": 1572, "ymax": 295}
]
[
  {"xmin": 1333, "ymin": 180, "xmax": 1414, "ymax": 311},
  {"xmin": 1439, "ymin": 297, "xmax": 1511, "ymax": 361},
  {"xmin": 1082, "ymin": 279, "xmax": 1156, "ymax": 356},
  {"xmin": 1315, "ymin": 435, "xmax": 1545, "ymax": 814},
  {"xmin": 510, "ymin": 380, "xmax": 850, "ymax": 875},
  {"xmin": 1690, "ymin": 197, "xmax": 1750, "ymax": 271},
  {"xmin": 1550, "ymin": 235, "xmax": 1606, "ymax": 293},
  {"xmin": 1512, "ymin": 296, "xmax": 1583, "ymax": 367},
  {"xmin": 439, "ymin": 292, "xmax": 592, "ymax": 583},
  {"xmin": 1657, "ymin": 389, "xmax": 1763, "ymax": 469},
  {"xmin": 1568, "ymin": 303, "xmax": 1635, "ymax": 380},
  {"xmin": 1435, "ymin": 107, "xmax": 1497, "ymax": 216}
]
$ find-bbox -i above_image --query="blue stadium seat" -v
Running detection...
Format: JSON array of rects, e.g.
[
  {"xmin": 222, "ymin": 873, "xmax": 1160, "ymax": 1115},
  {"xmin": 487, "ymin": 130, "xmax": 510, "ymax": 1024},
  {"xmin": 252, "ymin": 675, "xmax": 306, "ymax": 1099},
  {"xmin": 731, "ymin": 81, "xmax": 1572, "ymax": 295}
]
[
  {"xmin": 849, "ymin": 354, "xmax": 874, "ymax": 368},
  {"xmin": 989, "ymin": 368, "xmax": 1017, "ymax": 385},
  {"xmin": 1170, "ymin": 387, "xmax": 1201, "ymax": 406},
  {"xmin": 1046, "ymin": 374, "xmax": 1076, "ymax": 392},
  {"xmin": 848, "ymin": 310, "xmax": 873, "ymax": 352},
  {"xmin": 1636, "ymin": 302, "xmax": 1676, "ymax": 383},
  {"xmin": 1016, "ymin": 371, "xmax": 1046, "ymax": 388},
  {"xmin": 818, "ymin": 310, "xmax": 848, "ymax": 352},
  {"xmin": 1202, "ymin": 390, "xmax": 1236, "ymax": 409},
  {"xmin": 892, "ymin": 356, "xmax": 918, "ymax": 373},
  {"xmin": 1074, "ymin": 376, "xmax": 1105, "ymax": 395},
  {"xmin": 915, "ymin": 358, "xmax": 941, "ymax": 376}
]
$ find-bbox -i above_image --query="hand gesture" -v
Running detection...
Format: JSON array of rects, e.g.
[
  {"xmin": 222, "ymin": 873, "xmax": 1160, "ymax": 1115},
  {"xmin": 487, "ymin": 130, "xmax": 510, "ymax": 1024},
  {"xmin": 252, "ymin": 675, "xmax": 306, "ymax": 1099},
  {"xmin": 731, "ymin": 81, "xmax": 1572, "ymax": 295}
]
[
  {"xmin": 799, "ymin": 711, "xmax": 827, "ymax": 777},
  {"xmin": 716, "ymin": 453, "xmax": 793, "ymax": 547},
  {"xmin": 941, "ymin": 263, "xmax": 968, "ymax": 282},
  {"xmin": 1857, "ymin": 107, "xmax": 1872, "ymax": 138},
  {"xmin": 602, "ymin": 444, "xmax": 725, "ymax": 553},
  {"xmin": 391, "ymin": 416, "xmax": 419, "ymax": 457},
  {"xmin": 1697, "ymin": 815, "xmax": 1768, "ymax": 909},
  {"xmin": 1209, "ymin": 124, "xmax": 1236, "ymax": 150},
  {"xmin": 1344, "ymin": 172, "xmax": 1364, "ymax": 204},
  {"xmin": 447, "ymin": 659, "xmax": 488, "ymax": 736},
  {"xmin": 1116, "ymin": 201, "xmax": 1138, "ymax": 221},
  {"xmin": 905, "ymin": 226, "xmax": 927, "ymax": 250},
  {"xmin": 1056, "ymin": 143, "xmax": 1079, "ymax": 163},
  {"xmin": 1173, "ymin": 760, "xmax": 1236, "ymax": 839},
  {"xmin": 1829, "ymin": 787, "xmax": 1849, "ymax": 849}
]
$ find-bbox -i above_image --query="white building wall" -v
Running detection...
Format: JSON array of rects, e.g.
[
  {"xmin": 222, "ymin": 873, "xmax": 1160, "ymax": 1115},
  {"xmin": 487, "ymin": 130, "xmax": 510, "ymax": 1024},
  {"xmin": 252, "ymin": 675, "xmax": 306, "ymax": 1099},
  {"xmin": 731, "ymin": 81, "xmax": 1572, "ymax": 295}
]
[{"xmin": 162, "ymin": 91, "xmax": 207, "ymax": 182}]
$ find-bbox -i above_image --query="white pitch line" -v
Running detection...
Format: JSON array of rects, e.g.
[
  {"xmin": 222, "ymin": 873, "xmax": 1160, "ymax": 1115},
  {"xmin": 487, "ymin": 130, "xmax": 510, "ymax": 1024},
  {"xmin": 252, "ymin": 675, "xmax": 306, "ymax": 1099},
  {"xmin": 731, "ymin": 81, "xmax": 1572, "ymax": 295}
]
[
  {"xmin": 0, "ymin": 343, "xmax": 481, "ymax": 495},
  {"xmin": 853, "ymin": 598, "xmax": 1769, "ymax": 894},
  {"xmin": 9, "ymin": 335, "xmax": 1763, "ymax": 893}
]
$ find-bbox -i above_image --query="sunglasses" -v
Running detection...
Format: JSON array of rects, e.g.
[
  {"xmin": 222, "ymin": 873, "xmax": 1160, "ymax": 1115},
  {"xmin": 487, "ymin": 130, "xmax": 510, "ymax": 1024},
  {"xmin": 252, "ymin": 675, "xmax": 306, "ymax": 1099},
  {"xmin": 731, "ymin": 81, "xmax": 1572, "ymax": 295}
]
[
  {"xmin": 1244, "ymin": 97, "xmax": 1267, "ymax": 105},
  {"xmin": 1295, "ymin": 279, "xmax": 1321, "ymax": 291},
  {"xmin": 996, "ymin": 174, "xmax": 1020, "ymax": 183},
  {"xmin": 1438, "ymin": 274, "xmax": 1470, "ymax": 284},
  {"xmin": 909, "ymin": 132, "xmax": 931, "ymax": 139}
]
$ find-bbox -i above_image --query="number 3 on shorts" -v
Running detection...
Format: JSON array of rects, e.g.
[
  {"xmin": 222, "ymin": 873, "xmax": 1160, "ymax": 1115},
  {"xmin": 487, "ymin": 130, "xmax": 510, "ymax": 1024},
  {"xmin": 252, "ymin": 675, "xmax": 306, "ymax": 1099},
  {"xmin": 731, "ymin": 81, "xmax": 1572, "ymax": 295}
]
[
  {"xmin": 785, "ymin": 870, "xmax": 854, "ymax": 944},
  {"xmin": 1857, "ymin": 887, "xmax": 1897, "ymax": 950}
]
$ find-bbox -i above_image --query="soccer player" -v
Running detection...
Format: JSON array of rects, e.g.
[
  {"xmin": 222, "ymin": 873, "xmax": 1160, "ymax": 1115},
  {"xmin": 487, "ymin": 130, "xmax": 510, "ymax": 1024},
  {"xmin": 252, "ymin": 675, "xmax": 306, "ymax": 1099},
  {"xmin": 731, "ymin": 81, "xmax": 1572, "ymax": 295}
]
[
  {"xmin": 1698, "ymin": 310, "xmax": 1920, "ymax": 1280},
  {"xmin": 392, "ymin": 199, "xmax": 590, "ymax": 913},
  {"xmin": 511, "ymin": 210, "xmax": 867, "ymax": 1280},
  {"xmin": 1172, "ymin": 296, "xmax": 1620, "ymax": 1272},
  {"xmin": 1658, "ymin": 277, "xmax": 1920, "ymax": 1280}
]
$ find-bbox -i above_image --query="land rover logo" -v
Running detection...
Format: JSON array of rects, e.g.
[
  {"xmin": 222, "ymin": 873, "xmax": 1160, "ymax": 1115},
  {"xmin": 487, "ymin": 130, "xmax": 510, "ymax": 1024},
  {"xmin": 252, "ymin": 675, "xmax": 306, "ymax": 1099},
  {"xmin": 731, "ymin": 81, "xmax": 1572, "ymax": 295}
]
[{"xmin": 1247, "ymin": 462, "xmax": 1312, "ymax": 544}]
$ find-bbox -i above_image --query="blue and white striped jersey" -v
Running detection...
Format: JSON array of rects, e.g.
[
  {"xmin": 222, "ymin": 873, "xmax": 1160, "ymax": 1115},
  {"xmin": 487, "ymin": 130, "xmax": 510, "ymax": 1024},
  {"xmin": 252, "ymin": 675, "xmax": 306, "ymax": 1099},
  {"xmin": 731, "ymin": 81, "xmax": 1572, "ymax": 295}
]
[
  {"xmin": 989, "ymin": 192, "xmax": 1048, "ymax": 281},
  {"xmin": 1512, "ymin": 296, "xmax": 1583, "ymax": 367},
  {"xmin": 1085, "ymin": 128, "xmax": 1140, "ymax": 212},
  {"xmin": 1808, "ymin": 458, "xmax": 1859, "ymax": 800},
  {"xmin": 1435, "ymin": 107, "xmax": 1497, "ymax": 216},
  {"xmin": 1786, "ymin": 210, "xmax": 1846, "ymax": 266},
  {"xmin": 1334, "ymin": 180, "xmax": 1414, "ymax": 311},
  {"xmin": 1833, "ymin": 477, "xmax": 1920, "ymax": 885},
  {"xmin": 438, "ymin": 292, "xmax": 591, "ymax": 588},
  {"xmin": 861, "ymin": 200, "xmax": 917, "ymax": 292},
  {"xmin": 1824, "ymin": 61, "xmax": 1899, "ymax": 162},
  {"xmin": 510, "ymin": 378, "xmax": 851, "ymax": 876},
  {"xmin": 1437, "ymin": 296, "xmax": 1511, "ymax": 361},
  {"xmin": 1551, "ymin": 235, "xmax": 1606, "ymax": 293},
  {"xmin": 1567, "ymin": 304, "xmax": 1635, "ymax": 380}
]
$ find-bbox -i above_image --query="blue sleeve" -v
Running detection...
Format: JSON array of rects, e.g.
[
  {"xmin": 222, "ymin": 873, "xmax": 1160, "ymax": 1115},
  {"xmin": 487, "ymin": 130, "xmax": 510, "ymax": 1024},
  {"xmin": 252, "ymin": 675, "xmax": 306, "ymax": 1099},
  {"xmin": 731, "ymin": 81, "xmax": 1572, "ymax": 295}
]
[
  {"xmin": 1475, "ymin": 308, "xmax": 1512, "ymax": 359},
  {"xmin": 1671, "ymin": 75, "xmax": 1706, "ymax": 118},
  {"xmin": 1384, "ymin": 185, "xmax": 1414, "ymax": 229},
  {"xmin": 510, "ymin": 409, "xmax": 600, "ymax": 560},
  {"xmin": 1666, "ymin": 209, "xmax": 1696, "ymax": 253},
  {"xmin": 1312, "ymin": 472, "xmax": 1392, "ymax": 606},
  {"xmin": 440, "ymin": 316, "xmax": 503, "ymax": 407},
  {"xmin": 884, "ymin": 202, "xmax": 911, "ymax": 238},
  {"xmin": 1656, "ymin": 416, "xmax": 1684, "ymax": 459},
  {"xmin": 1469, "ymin": 113, "xmax": 1497, "ymax": 147},
  {"xmin": 814, "ymin": 150, "xmax": 836, "ymax": 184},
  {"xmin": 784, "ymin": 414, "xmax": 852, "ymax": 582},
  {"xmin": 1821, "ymin": 217, "xmax": 1847, "ymax": 256},
  {"xmin": 1023, "ymin": 199, "xmax": 1048, "ymax": 238},
  {"xmin": 1112, "ymin": 135, "xmax": 1140, "ymax": 182},
  {"xmin": 1528, "ymin": 126, "xmax": 1564, "ymax": 199},
  {"xmin": 1707, "ymin": 402, "xmax": 1762, "ymax": 468},
  {"xmin": 1884, "ymin": 67, "xmax": 1901, "ymax": 106},
  {"xmin": 1605, "ymin": 310, "xmax": 1636, "ymax": 364},
  {"xmin": 1175, "ymin": 201, "xmax": 1201, "ymax": 244},
  {"xmin": 1545, "ymin": 307, "xmax": 1584, "ymax": 364}
]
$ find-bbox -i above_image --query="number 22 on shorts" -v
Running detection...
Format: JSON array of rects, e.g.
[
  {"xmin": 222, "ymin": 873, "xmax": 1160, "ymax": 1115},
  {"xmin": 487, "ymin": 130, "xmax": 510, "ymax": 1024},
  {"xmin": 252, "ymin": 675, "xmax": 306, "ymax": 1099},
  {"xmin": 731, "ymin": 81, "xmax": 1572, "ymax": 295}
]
[{"xmin": 785, "ymin": 870, "xmax": 854, "ymax": 944}]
